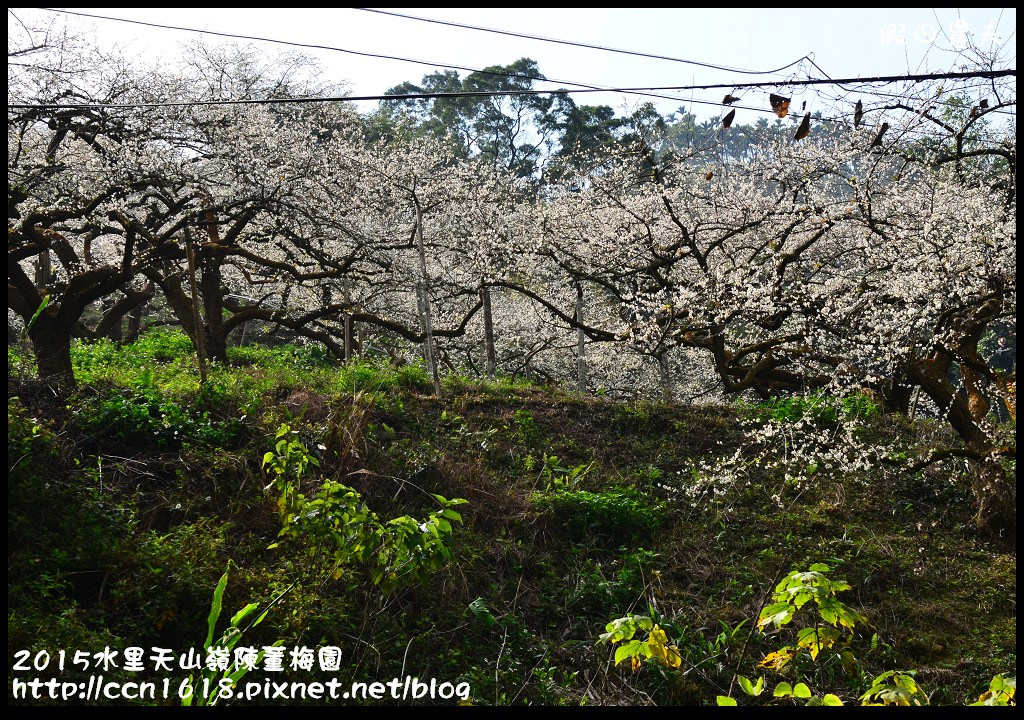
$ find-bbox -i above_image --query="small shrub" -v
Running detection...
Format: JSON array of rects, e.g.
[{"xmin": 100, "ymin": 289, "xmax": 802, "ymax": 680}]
[
  {"xmin": 76, "ymin": 388, "xmax": 242, "ymax": 449},
  {"xmin": 745, "ymin": 390, "xmax": 880, "ymax": 425},
  {"xmin": 130, "ymin": 330, "xmax": 196, "ymax": 363},
  {"xmin": 534, "ymin": 486, "xmax": 666, "ymax": 540},
  {"xmin": 262, "ymin": 423, "xmax": 467, "ymax": 594}
]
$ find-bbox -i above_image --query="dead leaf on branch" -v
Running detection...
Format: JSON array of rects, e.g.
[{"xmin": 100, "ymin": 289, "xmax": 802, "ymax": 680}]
[
  {"xmin": 794, "ymin": 112, "xmax": 811, "ymax": 141},
  {"xmin": 769, "ymin": 93, "xmax": 791, "ymax": 118}
]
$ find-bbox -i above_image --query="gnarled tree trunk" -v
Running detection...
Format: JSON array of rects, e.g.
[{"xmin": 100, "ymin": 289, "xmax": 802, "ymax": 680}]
[{"xmin": 28, "ymin": 316, "xmax": 75, "ymax": 387}]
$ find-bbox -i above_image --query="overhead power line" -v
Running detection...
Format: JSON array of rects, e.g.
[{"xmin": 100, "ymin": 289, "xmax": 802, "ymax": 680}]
[
  {"xmin": 353, "ymin": 7, "xmax": 812, "ymax": 76},
  {"xmin": 35, "ymin": 7, "xmax": 698, "ymax": 107},
  {"xmin": 9, "ymin": 70, "xmax": 1015, "ymax": 110},
  {"xmin": 29, "ymin": 8, "xmax": 1015, "ymax": 123}
]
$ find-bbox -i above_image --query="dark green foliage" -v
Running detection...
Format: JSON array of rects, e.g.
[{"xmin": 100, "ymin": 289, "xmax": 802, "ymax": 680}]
[
  {"xmin": 534, "ymin": 486, "xmax": 667, "ymax": 541},
  {"xmin": 744, "ymin": 390, "xmax": 880, "ymax": 424},
  {"xmin": 76, "ymin": 387, "xmax": 242, "ymax": 449},
  {"xmin": 563, "ymin": 548, "xmax": 660, "ymax": 618},
  {"xmin": 7, "ymin": 332, "xmax": 1015, "ymax": 706}
]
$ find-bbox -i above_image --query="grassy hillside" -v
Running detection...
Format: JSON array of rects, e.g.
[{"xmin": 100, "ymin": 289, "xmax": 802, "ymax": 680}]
[{"xmin": 7, "ymin": 332, "xmax": 1016, "ymax": 706}]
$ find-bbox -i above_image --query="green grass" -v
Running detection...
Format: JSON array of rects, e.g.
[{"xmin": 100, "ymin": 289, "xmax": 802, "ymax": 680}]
[{"xmin": 7, "ymin": 331, "xmax": 1016, "ymax": 706}]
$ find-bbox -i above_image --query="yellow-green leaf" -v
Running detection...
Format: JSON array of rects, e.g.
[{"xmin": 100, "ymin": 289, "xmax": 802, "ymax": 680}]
[{"xmin": 738, "ymin": 675, "xmax": 764, "ymax": 697}]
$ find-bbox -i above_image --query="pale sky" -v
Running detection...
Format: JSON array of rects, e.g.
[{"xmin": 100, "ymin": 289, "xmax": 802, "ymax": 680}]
[{"xmin": 9, "ymin": 8, "xmax": 1017, "ymax": 121}]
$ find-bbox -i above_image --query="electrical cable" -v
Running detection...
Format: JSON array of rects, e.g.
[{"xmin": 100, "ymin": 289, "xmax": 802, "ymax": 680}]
[{"xmin": 353, "ymin": 7, "xmax": 812, "ymax": 76}]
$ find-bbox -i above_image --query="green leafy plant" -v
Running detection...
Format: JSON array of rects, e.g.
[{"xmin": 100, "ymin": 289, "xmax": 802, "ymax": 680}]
[
  {"xmin": 261, "ymin": 423, "xmax": 320, "ymax": 519},
  {"xmin": 971, "ymin": 674, "xmax": 1016, "ymax": 706},
  {"xmin": 181, "ymin": 567, "xmax": 285, "ymax": 707},
  {"xmin": 566, "ymin": 548, "xmax": 659, "ymax": 616},
  {"xmin": 511, "ymin": 408, "xmax": 539, "ymax": 444},
  {"xmin": 714, "ymin": 563, "xmax": 875, "ymax": 706},
  {"xmin": 858, "ymin": 670, "xmax": 928, "ymax": 706},
  {"xmin": 598, "ymin": 614, "xmax": 682, "ymax": 671},
  {"xmin": 744, "ymin": 390, "xmax": 879, "ymax": 425},
  {"xmin": 534, "ymin": 485, "xmax": 665, "ymax": 540},
  {"xmin": 263, "ymin": 423, "xmax": 467, "ymax": 594},
  {"xmin": 370, "ymin": 495, "xmax": 467, "ymax": 593},
  {"xmin": 710, "ymin": 562, "xmax": 1016, "ymax": 708},
  {"xmin": 768, "ymin": 681, "xmax": 843, "ymax": 706},
  {"xmin": 536, "ymin": 453, "xmax": 593, "ymax": 491},
  {"xmin": 131, "ymin": 329, "xmax": 197, "ymax": 363},
  {"xmin": 78, "ymin": 387, "xmax": 242, "ymax": 449},
  {"xmin": 756, "ymin": 563, "xmax": 868, "ymax": 676}
]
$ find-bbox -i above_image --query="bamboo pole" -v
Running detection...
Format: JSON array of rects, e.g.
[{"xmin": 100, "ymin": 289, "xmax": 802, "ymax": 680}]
[
  {"xmin": 414, "ymin": 202, "xmax": 441, "ymax": 396},
  {"xmin": 184, "ymin": 226, "xmax": 208, "ymax": 384}
]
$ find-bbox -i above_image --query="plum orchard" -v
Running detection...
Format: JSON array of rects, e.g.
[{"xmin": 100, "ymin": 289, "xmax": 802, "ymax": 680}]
[
  {"xmin": 8, "ymin": 25, "xmax": 1015, "ymax": 533},
  {"xmin": 536, "ymin": 129, "xmax": 1015, "ymax": 534}
]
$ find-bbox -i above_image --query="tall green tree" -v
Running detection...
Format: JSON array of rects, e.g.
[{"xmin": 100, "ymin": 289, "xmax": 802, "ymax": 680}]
[{"xmin": 370, "ymin": 58, "xmax": 573, "ymax": 181}]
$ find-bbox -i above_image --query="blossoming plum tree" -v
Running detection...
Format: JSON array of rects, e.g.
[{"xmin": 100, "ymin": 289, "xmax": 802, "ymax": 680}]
[{"xmin": 8, "ymin": 19, "xmax": 1014, "ymax": 532}]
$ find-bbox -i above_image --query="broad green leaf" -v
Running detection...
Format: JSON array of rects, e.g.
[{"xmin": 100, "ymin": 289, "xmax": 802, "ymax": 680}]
[
  {"xmin": 796, "ymin": 626, "xmax": 840, "ymax": 659},
  {"xmin": 716, "ymin": 696, "xmax": 737, "ymax": 706},
  {"xmin": 758, "ymin": 602, "xmax": 794, "ymax": 629},
  {"xmin": 469, "ymin": 597, "xmax": 497, "ymax": 627},
  {"xmin": 441, "ymin": 508, "xmax": 463, "ymax": 523},
  {"xmin": 822, "ymin": 694, "xmax": 843, "ymax": 706},
  {"xmin": 840, "ymin": 649, "xmax": 858, "ymax": 677},
  {"xmin": 793, "ymin": 683, "xmax": 812, "ymax": 698},
  {"xmin": 204, "ymin": 570, "xmax": 229, "ymax": 650},
  {"xmin": 614, "ymin": 641, "xmax": 639, "ymax": 666},
  {"xmin": 601, "ymin": 616, "xmax": 638, "ymax": 644},
  {"xmin": 230, "ymin": 602, "xmax": 260, "ymax": 628},
  {"xmin": 774, "ymin": 682, "xmax": 794, "ymax": 698},
  {"xmin": 25, "ymin": 295, "xmax": 50, "ymax": 335},
  {"xmin": 737, "ymin": 675, "xmax": 764, "ymax": 697},
  {"xmin": 817, "ymin": 597, "xmax": 840, "ymax": 624}
]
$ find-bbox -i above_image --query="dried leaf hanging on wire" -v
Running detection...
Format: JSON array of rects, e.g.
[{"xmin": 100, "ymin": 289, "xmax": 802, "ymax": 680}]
[
  {"xmin": 870, "ymin": 122, "xmax": 890, "ymax": 148},
  {"xmin": 722, "ymin": 109, "xmax": 736, "ymax": 129},
  {"xmin": 705, "ymin": 170, "xmax": 714, "ymax": 181},
  {"xmin": 723, "ymin": 94, "xmax": 739, "ymax": 105},
  {"xmin": 854, "ymin": 100, "xmax": 864, "ymax": 128},
  {"xmin": 794, "ymin": 112, "xmax": 811, "ymax": 141},
  {"xmin": 769, "ymin": 93, "xmax": 791, "ymax": 118},
  {"xmin": 979, "ymin": 98, "xmax": 989, "ymax": 109}
]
